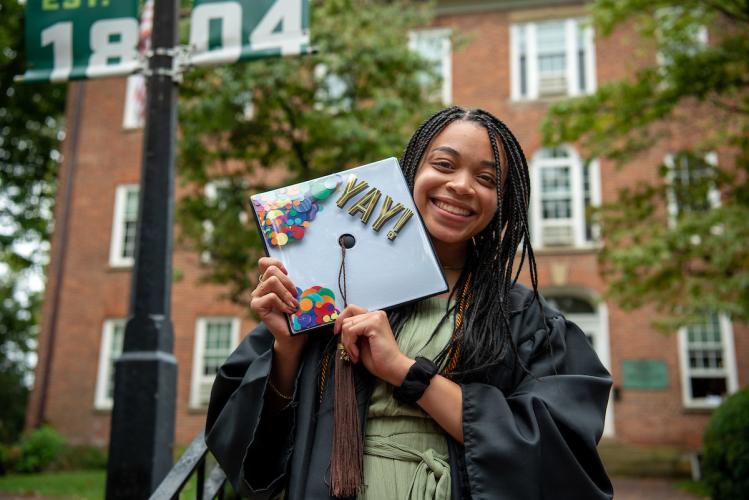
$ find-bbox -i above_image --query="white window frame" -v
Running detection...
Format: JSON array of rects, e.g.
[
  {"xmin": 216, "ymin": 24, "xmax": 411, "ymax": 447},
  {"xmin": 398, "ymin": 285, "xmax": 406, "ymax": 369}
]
[
  {"xmin": 677, "ymin": 314, "xmax": 738, "ymax": 409},
  {"xmin": 109, "ymin": 184, "xmax": 139, "ymax": 268},
  {"xmin": 529, "ymin": 146, "xmax": 601, "ymax": 249},
  {"xmin": 510, "ymin": 18, "xmax": 596, "ymax": 101},
  {"xmin": 94, "ymin": 318, "xmax": 126, "ymax": 410},
  {"xmin": 543, "ymin": 288, "xmax": 613, "ymax": 437},
  {"xmin": 665, "ymin": 151, "xmax": 720, "ymax": 226},
  {"xmin": 190, "ymin": 316, "xmax": 240, "ymax": 409},
  {"xmin": 409, "ymin": 28, "xmax": 452, "ymax": 105}
]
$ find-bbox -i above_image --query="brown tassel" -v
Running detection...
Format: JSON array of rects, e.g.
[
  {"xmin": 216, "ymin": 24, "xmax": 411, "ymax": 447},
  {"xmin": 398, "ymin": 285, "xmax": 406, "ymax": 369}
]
[{"xmin": 330, "ymin": 343, "xmax": 363, "ymax": 498}]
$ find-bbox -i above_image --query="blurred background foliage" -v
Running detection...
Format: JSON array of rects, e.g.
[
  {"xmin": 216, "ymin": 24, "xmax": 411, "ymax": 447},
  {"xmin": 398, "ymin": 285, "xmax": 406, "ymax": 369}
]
[
  {"xmin": 542, "ymin": 0, "xmax": 749, "ymax": 331},
  {"xmin": 0, "ymin": 0, "xmax": 65, "ymax": 444}
]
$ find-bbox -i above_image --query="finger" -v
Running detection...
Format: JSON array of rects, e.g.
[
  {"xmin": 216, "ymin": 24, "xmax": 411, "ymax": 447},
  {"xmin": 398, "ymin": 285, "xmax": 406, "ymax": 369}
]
[
  {"xmin": 340, "ymin": 324, "xmax": 361, "ymax": 363},
  {"xmin": 334, "ymin": 304, "xmax": 368, "ymax": 334},
  {"xmin": 257, "ymin": 276, "xmax": 299, "ymax": 310},
  {"xmin": 263, "ymin": 266, "xmax": 297, "ymax": 296},
  {"xmin": 343, "ymin": 315, "xmax": 379, "ymax": 338},
  {"xmin": 251, "ymin": 292, "xmax": 296, "ymax": 316},
  {"xmin": 258, "ymin": 257, "xmax": 288, "ymax": 275}
]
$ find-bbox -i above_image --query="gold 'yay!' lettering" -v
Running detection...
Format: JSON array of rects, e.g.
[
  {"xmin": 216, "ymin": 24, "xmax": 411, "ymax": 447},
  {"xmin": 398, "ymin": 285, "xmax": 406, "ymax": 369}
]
[{"xmin": 335, "ymin": 174, "xmax": 413, "ymax": 241}]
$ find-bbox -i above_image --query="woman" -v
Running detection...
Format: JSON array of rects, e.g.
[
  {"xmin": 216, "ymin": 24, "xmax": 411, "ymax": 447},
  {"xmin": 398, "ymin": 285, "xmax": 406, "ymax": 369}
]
[{"xmin": 205, "ymin": 107, "xmax": 613, "ymax": 499}]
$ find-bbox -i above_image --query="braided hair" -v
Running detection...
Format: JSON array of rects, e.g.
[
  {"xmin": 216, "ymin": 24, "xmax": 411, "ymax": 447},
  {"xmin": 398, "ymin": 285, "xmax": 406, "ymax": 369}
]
[{"xmin": 389, "ymin": 106, "xmax": 541, "ymax": 379}]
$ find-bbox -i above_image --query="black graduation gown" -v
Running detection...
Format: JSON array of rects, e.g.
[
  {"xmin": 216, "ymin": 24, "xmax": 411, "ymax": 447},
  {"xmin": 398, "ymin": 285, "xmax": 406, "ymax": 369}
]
[{"xmin": 205, "ymin": 285, "xmax": 614, "ymax": 499}]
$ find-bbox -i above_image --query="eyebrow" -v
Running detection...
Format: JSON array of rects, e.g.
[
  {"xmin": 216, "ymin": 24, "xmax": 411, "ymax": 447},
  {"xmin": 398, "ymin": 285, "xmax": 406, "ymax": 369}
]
[{"xmin": 432, "ymin": 146, "xmax": 497, "ymax": 168}]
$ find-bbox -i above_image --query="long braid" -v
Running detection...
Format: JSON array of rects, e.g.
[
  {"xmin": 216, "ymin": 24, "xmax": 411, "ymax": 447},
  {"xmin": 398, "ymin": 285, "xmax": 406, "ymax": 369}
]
[{"xmin": 389, "ymin": 106, "xmax": 542, "ymax": 380}]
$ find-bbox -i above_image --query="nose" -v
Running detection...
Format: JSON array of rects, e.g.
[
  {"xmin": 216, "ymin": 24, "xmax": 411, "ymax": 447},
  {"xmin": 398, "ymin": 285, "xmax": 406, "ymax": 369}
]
[{"xmin": 446, "ymin": 171, "xmax": 474, "ymax": 196}]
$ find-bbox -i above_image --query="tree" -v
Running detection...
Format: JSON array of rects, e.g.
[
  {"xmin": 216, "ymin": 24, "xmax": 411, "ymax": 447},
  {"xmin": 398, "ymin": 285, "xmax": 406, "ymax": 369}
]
[
  {"xmin": 0, "ymin": 0, "xmax": 66, "ymax": 441},
  {"xmin": 542, "ymin": 0, "xmax": 749, "ymax": 331},
  {"xmin": 176, "ymin": 0, "xmax": 442, "ymax": 305}
]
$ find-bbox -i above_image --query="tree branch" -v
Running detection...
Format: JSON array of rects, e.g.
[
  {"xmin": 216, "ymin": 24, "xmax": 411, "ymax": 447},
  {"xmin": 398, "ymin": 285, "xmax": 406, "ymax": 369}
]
[{"xmin": 703, "ymin": 0, "xmax": 749, "ymax": 24}]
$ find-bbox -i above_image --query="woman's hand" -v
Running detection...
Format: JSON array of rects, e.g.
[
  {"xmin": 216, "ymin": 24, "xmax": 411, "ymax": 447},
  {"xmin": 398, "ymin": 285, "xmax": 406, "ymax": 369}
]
[
  {"xmin": 249, "ymin": 257, "xmax": 306, "ymax": 356},
  {"xmin": 334, "ymin": 305, "xmax": 414, "ymax": 386}
]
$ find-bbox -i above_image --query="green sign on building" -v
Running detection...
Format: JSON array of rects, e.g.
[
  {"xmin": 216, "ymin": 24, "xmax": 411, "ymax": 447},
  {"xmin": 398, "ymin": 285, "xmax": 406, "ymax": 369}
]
[
  {"xmin": 23, "ymin": 0, "xmax": 140, "ymax": 83},
  {"xmin": 622, "ymin": 359, "xmax": 669, "ymax": 390}
]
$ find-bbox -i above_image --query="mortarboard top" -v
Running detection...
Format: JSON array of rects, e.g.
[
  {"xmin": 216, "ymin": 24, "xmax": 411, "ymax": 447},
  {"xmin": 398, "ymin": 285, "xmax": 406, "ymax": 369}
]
[{"xmin": 250, "ymin": 157, "xmax": 448, "ymax": 335}]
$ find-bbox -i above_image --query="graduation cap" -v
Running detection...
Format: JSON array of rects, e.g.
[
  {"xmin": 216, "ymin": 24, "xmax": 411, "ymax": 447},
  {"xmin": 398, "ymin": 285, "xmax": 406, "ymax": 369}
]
[{"xmin": 250, "ymin": 157, "xmax": 448, "ymax": 335}]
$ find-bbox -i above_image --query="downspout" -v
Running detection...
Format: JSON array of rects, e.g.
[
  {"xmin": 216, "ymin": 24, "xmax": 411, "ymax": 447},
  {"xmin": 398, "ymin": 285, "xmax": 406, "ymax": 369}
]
[{"xmin": 36, "ymin": 81, "xmax": 85, "ymax": 427}]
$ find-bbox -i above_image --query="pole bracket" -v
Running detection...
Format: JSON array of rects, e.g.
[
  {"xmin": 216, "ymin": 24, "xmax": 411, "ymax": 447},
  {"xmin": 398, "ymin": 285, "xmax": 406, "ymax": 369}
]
[{"xmin": 140, "ymin": 45, "xmax": 195, "ymax": 84}]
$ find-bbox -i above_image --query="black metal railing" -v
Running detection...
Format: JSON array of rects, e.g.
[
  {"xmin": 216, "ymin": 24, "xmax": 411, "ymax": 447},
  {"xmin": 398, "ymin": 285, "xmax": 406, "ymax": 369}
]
[{"xmin": 150, "ymin": 430, "xmax": 227, "ymax": 500}]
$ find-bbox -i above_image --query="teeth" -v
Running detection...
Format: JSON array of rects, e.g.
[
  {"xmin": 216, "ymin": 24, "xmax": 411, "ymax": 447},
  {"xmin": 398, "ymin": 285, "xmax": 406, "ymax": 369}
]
[{"xmin": 433, "ymin": 199, "xmax": 471, "ymax": 216}]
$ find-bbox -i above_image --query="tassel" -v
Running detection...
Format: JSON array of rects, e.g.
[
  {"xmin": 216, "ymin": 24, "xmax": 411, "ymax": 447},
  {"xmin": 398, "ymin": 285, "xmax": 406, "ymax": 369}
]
[{"xmin": 330, "ymin": 343, "xmax": 363, "ymax": 498}]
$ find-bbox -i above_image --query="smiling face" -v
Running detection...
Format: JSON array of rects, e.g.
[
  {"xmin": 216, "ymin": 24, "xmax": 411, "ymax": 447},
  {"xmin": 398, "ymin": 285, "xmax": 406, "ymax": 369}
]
[{"xmin": 413, "ymin": 120, "xmax": 503, "ymax": 253}]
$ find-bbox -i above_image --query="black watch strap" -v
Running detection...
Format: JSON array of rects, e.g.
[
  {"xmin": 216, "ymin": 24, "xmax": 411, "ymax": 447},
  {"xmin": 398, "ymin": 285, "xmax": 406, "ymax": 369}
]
[{"xmin": 393, "ymin": 356, "xmax": 438, "ymax": 405}]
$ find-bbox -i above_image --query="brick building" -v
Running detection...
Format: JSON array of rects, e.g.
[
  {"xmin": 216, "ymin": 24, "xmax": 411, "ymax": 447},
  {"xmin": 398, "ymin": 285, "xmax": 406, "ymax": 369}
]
[{"xmin": 26, "ymin": 0, "xmax": 748, "ymax": 450}]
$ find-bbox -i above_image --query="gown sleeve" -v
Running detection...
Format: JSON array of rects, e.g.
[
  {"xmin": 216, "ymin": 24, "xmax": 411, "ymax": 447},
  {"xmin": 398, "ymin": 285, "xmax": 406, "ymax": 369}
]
[
  {"xmin": 204, "ymin": 324, "xmax": 298, "ymax": 500},
  {"xmin": 459, "ymin": 298, "xmax": 614, "ymax": 499}
]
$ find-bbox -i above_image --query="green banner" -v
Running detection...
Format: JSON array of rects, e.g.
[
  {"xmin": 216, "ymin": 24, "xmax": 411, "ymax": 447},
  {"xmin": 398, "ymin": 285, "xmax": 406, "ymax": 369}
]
[
  {"xmin": 24, "ymin": 0, "xmax": 139, "ymax": 83},
  {"xmin": 189, "ymin": 0, "xmax": 311, "ymax": 66}
]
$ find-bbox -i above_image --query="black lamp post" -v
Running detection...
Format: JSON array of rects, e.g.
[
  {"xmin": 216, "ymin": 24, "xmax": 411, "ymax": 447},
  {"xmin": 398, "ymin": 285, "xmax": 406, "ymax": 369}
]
[{"xmin": 105, "ymin": 0, "xmax": 180, "ymax": 497}]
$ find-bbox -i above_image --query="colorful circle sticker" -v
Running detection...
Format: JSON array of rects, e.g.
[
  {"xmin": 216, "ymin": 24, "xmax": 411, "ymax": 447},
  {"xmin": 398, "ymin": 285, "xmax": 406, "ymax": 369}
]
[
  {"xmin": 290, "ymin": 286, "xmax": 340, "ymax": 332},
  {"xmin": 252, "ymin": 175, "xmax": 342, "ymax": 248}
]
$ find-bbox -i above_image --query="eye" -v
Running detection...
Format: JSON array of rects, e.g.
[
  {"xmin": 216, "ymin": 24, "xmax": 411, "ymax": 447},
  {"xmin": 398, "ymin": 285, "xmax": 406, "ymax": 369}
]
[
  {"xmin": 478, "ymin": 174, "xmax": 497, "ymax": 186},
  {"xmin": 431, "ymin": 160, "xmax": 454, "ymax": 171}
]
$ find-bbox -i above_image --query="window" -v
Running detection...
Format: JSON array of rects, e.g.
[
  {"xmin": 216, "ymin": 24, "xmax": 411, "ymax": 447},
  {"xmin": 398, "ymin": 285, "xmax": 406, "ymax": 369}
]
[
  {"xmin": 409, "ymin": 28, "xmax": 452, "ymax": 104},
  {"xmin": 666, "ymin": 151, "xmax": 719, "ymax": 221},
  {"xmin": 511, "ymin": 18, "xmax": 595, "ymax": 100},
  {"xmin": 544, "ymin": 290, "xmax": 613, "ymax": 437},
  {"xmin": 678, "ymin": 313, "xmax": 738, "ymax": 409},
  {"xmin": 109, "ymin": 184, "xmax": 139, "ymax": 267},
  {"xmin": 190, "ymin": 317, "xmax": 240, "ymax": 408},
  {"xmin": 530, "ymin": 147, "xmax": 600, "ymax": 248},
  {"xmin": 94, "ymin": 319, "xmax": 126, "ymax": 409}
]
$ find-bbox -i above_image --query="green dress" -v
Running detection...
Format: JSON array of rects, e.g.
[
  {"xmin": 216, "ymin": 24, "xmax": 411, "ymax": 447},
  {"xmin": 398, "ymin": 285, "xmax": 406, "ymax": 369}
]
[{"xmin": 359, "ymin": 296, "xmax": 453, "ymax": 500}]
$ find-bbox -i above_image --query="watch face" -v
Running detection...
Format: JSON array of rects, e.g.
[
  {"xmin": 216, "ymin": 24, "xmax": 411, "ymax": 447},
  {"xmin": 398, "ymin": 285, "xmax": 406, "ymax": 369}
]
[{"xmin": 251, "ymin": 157, "xmax": 447, "ymax": 335}]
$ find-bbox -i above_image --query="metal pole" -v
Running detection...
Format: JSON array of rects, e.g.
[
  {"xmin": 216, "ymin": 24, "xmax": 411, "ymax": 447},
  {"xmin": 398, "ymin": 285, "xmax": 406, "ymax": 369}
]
[{"xmin": 105, "ymin": 0, "xmax": 180, "ymax": 497}]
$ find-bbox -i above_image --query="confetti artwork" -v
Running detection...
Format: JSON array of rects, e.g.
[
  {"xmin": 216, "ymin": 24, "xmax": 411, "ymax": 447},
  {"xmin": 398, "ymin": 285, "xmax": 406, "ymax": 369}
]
[
  {"xmin": 252, "ymin": 176, "xmax": 341, "ymax": 247},
  {"xmin": 291, "ymin": 286, "xmax": 340, "ymax": 332}
]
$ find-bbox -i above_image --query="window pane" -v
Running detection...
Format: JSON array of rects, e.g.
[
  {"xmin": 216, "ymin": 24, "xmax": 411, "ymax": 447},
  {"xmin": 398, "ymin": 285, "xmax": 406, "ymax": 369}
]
[
  {"xmin": 538, "ymin": 147, "xmax": 569, "ymax": 159},
  {"xmin": 672, "ymin": 152, "xmax": 713, "ymax": 214},
  {"xmin": 689, "ymin": 377, "xmax": 726, "ymax": 400},
  {"xmin": 536, "ymin": 21, "xmax": 567, "ymax": 96},
  {"xmin": 545, "ymin": 295, "xmax": 596, "ymax": 314},
  {"xmin": 577, "ymin": 23, "xmax": 587, "ymax": 92},
  {"xmin": 202, "ymin": 320, "xmax": 234, "ymax": 376},
  {"xmin": 122, "ymin": 221, "xmax": 137, "ymax": 259},
  {"xmin": 107, "ymin": 323, "xmax": 125, "ymax": 400},
  {"xmin": 685, "ymin": 313, "xmax": 729, "ymax": 403},
  {"xmin": 583, "ymin": 162, "xmax": 592, "ymax": 241},
  {"xmin": 541, "ymin": 167, "xmax": 572, "ymax": 219},
  {"xmin": 125, "ymin": 189, "xmax": 139, "ymax": 219}
]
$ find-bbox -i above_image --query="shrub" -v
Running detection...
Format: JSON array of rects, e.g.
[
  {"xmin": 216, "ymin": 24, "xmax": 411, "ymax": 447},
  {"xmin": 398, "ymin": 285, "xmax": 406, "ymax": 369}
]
[
  {"xmin": 50, "ymin": 445, "xmax": 107, "ymax": 471},
  {"xmin": 702, "ymin": 387, "xmax": 749, "ymax": 500},
  {"xmin": 12, "ymin": 426, "xmax": 66, "ymax": 473}
]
